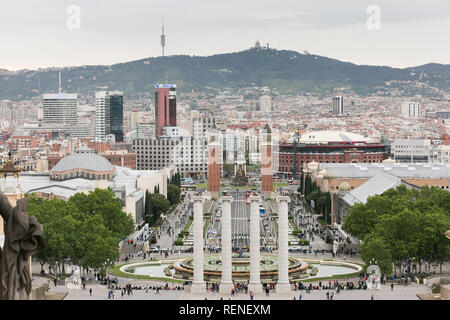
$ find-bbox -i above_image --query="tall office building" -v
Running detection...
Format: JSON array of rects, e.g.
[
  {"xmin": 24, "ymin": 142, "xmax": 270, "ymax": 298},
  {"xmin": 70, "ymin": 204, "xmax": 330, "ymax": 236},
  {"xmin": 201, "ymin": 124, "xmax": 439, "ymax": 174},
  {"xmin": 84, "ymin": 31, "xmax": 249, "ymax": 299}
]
[
  {"xmin": 155, "ymin": 84, "xmax": 177, "ymax": 138},
  {"xmin": 95, "ymin": 91, "xmax": 110, "ymax": 140},
  {"xmin": 401, "ymin": 102, "xmax": 421, "ymax": 118},
  {"xmin": 110, "ymin": 92, "xmax": 124, "ymax": 142},
  {"xmin": 8, "ymin": 105, "xmax": 16, "ymax": 129},
  {"xmin": 130, "ymin": 111, "xmax": 140, "ymax": 131},
  {"xmin": 42, "ymin": 93, "xmax": 78, "ymax": 125},
  {"xmin": 95, "ymin": 91, "xmax": 124, "ymax": 141},
  {"xmin": 260, "ymin": 95, "xmax": 272, "ymax": 113},
  {"xmin": 332, "ymin": 96, "xmax": 344, "ymax": 115},
  {"xmin": 1, "ymin": 100, "xmax": 11, "ymax": 115}
]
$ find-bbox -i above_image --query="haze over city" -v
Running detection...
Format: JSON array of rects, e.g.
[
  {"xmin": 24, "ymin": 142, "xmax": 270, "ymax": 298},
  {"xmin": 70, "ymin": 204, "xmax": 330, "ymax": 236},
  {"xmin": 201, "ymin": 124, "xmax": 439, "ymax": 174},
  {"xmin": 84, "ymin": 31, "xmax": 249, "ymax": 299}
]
[{"xmin": 1, "ymin": 0, "xmax": 450, "ymax": 70}]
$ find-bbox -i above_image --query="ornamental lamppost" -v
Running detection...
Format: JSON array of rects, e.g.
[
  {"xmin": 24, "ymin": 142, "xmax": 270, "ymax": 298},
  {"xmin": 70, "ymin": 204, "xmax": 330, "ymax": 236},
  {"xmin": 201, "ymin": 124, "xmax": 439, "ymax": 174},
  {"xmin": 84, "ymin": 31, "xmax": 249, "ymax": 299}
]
[{"xmin": 366, "ymin": 258, "xmax": 381, "ymax": 291}]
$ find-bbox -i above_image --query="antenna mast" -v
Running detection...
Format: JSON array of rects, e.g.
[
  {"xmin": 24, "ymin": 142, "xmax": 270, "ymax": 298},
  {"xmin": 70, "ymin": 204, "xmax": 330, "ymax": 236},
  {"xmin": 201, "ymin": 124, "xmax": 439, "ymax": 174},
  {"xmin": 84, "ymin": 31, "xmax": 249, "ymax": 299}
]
[
  {"xmin": 161, "ymin": 19, "xmax": 166, "ymax": 57},
  {"xmin": 58, "ymin": 70, "xmax": 62, "ymax": 93}
]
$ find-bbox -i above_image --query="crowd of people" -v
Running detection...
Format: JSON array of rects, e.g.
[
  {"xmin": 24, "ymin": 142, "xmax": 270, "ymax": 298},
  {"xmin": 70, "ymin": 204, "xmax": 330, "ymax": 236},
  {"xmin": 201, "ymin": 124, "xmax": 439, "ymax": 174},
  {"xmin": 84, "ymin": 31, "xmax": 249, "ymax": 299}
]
[
  {"xmin": 295, "ymin": 279, "xmax": 369, "ymax": 293},
  {"xmin": 106, "ymin": 282, "xmax": 185, "ymax": 299}
]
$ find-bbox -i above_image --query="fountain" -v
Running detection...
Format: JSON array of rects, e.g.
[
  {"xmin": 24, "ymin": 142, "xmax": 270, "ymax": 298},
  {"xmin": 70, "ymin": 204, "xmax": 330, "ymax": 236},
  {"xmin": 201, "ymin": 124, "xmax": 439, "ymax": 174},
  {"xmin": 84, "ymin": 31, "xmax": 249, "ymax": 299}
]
[{"xmin": 172, "ymin": 254, "xmax": 309, "ymax": 281}]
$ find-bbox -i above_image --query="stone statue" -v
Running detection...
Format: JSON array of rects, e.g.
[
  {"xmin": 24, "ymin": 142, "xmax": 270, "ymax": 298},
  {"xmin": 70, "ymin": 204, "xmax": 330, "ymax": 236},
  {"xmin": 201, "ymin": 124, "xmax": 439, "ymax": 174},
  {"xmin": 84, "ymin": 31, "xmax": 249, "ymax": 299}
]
[
  {"xmin": 0, "ymin": 193, "xmax": 44, "ymax": 300},
  {"xmin": 231, "ymin": 163, "xmax": 249, "ymax": 186}
]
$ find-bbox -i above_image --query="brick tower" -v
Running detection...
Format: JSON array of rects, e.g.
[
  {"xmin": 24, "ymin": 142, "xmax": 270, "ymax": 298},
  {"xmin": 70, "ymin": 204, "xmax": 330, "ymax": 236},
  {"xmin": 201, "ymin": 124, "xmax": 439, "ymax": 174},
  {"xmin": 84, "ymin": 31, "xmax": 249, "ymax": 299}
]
[
  {"xmin": 207, "ymin": 127, "xmax": 221, "ymax": 199},
  {"xmin": 261, "ymin": 124, "xmax": 273, "ymax": 198}
]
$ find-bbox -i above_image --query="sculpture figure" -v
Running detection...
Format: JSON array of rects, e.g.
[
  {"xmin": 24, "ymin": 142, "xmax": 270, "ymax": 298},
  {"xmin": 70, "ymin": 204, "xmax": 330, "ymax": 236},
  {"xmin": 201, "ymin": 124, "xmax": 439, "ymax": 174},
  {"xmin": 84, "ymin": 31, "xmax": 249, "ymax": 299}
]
[{"xmin": 0, "ymin": 193, "xmax": 44, "ymax": 300}]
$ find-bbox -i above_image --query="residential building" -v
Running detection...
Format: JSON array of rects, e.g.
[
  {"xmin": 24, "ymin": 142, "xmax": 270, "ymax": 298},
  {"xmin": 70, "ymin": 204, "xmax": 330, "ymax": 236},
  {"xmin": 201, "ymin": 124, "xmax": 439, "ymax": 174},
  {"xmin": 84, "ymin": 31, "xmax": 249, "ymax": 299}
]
[{"xmin": 42, "ymin": 93, "xmax": 78, "ymax": 125}]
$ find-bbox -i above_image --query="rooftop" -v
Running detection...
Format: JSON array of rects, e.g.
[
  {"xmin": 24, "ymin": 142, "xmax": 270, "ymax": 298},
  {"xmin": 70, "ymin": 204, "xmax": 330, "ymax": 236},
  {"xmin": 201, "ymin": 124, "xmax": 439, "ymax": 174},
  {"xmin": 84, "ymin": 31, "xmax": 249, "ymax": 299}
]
[
  {"xmin": 341, "ymin": 172, "xmax": 403, "ymax": 206},
  {"xmin": 288, "ymin": 131, "xmax": 376, "ymax": 144},
  {"xmin": 52, "ymin": 153, "xmax": 113, "ymax": 173},
  {"xmin": 321, "ymin": 162, "xmax": 450, "ymax": 179}
]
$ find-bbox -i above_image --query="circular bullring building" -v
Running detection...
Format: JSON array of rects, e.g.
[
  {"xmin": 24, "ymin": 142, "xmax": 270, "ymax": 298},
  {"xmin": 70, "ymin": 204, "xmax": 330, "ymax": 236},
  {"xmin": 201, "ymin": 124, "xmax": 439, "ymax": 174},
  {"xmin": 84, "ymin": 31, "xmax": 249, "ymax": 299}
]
[{"xmin": 51, "ymin": 148, "xmax": 114, "ymax": 181}]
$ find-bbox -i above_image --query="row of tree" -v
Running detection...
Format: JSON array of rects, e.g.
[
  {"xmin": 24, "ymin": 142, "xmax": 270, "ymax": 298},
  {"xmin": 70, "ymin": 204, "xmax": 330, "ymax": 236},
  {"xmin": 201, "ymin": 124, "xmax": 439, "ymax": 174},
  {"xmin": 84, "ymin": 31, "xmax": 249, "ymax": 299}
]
[
  {"xmin": 299, "ymin": 172, "xmax": 332, "ymax": 224},
  {"xmin": 27, "ymin": 188, "xmax": 135, "ymax": 277},
  {"xmin": 343, "ymin": 185, "xmax": 450, "ymax": 275},
  {"xmin": 169, "ymin": 172, "xmax": 181, "ymax": 188},
  {"xmin": 144, "ymin": 183, "xmax": 181, "ymax": 227}
]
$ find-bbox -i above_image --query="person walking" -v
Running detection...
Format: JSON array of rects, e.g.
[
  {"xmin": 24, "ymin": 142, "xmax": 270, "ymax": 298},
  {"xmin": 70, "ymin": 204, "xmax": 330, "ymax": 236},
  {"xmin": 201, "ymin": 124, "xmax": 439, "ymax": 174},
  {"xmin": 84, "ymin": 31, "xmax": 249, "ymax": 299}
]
[
  {"xmin": 89, "ymin": 288, "xmax": 92, "ymax": 296},
  {"xmin": 391, "ymin": 282, "xmax": 394, "ymax": 291}
]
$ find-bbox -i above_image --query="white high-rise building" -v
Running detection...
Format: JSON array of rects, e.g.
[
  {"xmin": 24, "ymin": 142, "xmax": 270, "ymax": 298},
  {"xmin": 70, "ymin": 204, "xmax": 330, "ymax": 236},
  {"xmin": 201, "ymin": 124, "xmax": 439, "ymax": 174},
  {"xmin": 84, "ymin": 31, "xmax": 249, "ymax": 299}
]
[
  {"xmin": 130, "ymin": 111, "xmax": 140, "ymax": 131},
  {"xmin": 260, "ymin": 95, "xmax": 272, "ymax": 113},
  {"xmin": 401, "ymin": 102, "xmax": 421, "ymax": 118},
  {"xmin": 0, "ymin": 100, "xmax": 11, "ymax": 116},
  {"xmin": 42, "ymin": 93, "xmax": 78, "ymax": 125},
  {"xmin": 332, "ymin": 96, "xmax": 344, "ymax": 115},
  {"xmin": 95, "ymin": 91, "xmax": 111, "ymax": 140}
]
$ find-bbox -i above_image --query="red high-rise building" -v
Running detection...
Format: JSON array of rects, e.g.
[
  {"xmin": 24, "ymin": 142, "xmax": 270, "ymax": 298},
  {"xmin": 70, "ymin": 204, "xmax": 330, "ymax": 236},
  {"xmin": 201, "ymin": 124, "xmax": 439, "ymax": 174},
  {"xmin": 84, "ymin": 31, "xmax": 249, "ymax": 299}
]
[{"xmin": 155, "ymin": 84, "xmax": 177, "ymax": 137}]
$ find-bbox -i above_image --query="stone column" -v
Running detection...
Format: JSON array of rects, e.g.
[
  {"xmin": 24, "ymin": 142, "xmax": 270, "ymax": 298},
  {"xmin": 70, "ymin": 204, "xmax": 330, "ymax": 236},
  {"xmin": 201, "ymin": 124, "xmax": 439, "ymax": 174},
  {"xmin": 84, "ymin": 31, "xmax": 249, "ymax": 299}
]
[
  {"xmin": 220, "ymin": 196, "xmax": 234, "ymax": 294},
  {"xmin": 248, "ymin": 196, "xmax": 263, "ymax": 293},
  {"xmin": 1, "ymin": 174, "xmax": 6, "ymax": 192},
  {"xmin": 14, "ymin": 174, "xmax": 19, "ymax": 193},
  {"xmin": 276, "ymin": 196, "xmax": 291, "ymax": 293},
  {"xmin": 191, "ymin": 196, "xmax": 206, "ymax": 294}
]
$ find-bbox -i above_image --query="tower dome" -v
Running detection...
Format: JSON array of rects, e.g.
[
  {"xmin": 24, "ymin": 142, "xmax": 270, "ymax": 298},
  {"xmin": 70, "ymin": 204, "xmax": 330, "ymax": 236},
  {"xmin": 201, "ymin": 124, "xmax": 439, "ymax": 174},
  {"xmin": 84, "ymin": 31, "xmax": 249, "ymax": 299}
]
[
  {"xmin": 382, "ymin": 158, "xmax": 395, "ymax": 163},
  {"xmin": 322, "ymin": 169, "xmax": 333, "ymax": 179},
  {"xmin": 307, "ymin": 161, "xmax": 319, "ymax": 171},
  {"xmin": 339, "ymin": 182, "xmax": 351, "ymax": 192}
]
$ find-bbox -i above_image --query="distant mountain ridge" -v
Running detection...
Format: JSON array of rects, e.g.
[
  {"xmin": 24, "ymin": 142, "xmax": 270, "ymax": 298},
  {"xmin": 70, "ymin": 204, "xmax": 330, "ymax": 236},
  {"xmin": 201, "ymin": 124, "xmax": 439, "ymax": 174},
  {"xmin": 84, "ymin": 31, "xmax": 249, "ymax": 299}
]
[{"xmin": 1, "ymin": 48, "xmax": 449, "ymax": 100}]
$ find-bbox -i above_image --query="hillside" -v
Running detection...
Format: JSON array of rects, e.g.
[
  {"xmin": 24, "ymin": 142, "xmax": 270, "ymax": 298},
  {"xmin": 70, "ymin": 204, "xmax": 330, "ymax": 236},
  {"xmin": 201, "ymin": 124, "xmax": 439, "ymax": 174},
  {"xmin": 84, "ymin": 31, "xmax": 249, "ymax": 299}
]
[{"xmin": 1, "ymin": 48, "xmax": 449, "ymax": 100}]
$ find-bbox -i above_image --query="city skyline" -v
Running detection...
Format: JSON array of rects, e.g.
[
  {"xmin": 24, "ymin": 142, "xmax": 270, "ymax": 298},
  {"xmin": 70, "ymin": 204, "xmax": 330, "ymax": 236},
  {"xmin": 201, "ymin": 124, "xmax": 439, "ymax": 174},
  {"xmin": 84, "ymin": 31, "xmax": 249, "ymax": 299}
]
[{"xmin": 1, "ymin": 0, "xmax": 449, "ymax": 70}]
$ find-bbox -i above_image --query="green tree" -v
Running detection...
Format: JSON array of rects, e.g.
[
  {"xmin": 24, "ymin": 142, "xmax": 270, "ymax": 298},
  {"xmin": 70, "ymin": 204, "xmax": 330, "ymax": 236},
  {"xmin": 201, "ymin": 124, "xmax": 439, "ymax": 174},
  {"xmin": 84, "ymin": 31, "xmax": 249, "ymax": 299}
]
[
  {"xmin": 68, "ymin": 188, "xmax": 135, "ymax": 239},
  {"xmin": 27, "ymin": 195, "xmax": 80, "ymax": 275},
  {"xmin": 76, "ymin": 214, "xmax": 119, "ymax": 275},
  {"xmin": 360, "ymin": 235, "xmax": 393, "ymax": 275},
  {"xmin": 167, "ymin": 184, "xmax": 181, "ymax": 206},
  {"xmin": 149, "ymin": 193, "xmax": 170, "ymax": 225},
  {"xmin": 371, "ymin": 208, "xmax": 421, "ymax": 276},
  {"xmin": 144, "ymin": 190, "xmax": 153, "ymax": 224}
]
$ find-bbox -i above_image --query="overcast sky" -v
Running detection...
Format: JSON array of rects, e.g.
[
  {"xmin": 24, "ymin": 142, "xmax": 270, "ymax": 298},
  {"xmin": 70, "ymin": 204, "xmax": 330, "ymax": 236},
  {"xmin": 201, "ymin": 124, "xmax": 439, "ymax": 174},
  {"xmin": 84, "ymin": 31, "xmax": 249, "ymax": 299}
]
[{"xmin": 1, "ymin": 0, "xmax": 449, "ymax": 70}]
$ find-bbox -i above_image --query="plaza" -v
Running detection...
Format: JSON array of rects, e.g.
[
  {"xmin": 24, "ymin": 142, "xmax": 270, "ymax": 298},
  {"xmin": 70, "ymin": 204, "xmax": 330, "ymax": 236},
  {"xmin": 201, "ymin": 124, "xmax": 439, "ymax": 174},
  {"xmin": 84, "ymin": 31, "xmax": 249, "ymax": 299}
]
[{"xmin": 28, "ymin": 188, "xmax": 443, "ymax": 300}]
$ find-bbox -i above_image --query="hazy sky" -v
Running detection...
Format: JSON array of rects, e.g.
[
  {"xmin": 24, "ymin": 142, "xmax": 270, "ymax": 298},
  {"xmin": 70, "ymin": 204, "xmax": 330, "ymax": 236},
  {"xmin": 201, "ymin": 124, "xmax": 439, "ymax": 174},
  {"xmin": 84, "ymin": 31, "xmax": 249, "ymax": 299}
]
[{"xmin": 1, "ymin": 0, "xmax": 449, "ymax": 70}]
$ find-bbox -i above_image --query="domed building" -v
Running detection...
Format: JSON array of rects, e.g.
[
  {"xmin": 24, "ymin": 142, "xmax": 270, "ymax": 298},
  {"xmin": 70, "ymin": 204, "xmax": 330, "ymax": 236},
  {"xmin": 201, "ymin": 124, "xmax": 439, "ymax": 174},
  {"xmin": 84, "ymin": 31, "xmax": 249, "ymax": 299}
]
[
  {"xmin": 382, "ymin": 157, "xmax": 396, "ymax": 164},
  {"xmin": 51, "ymin": 148, "xmax": 115, "ymax": 181},
  {"xmin": 306, "ymin": 160, "xmax": 319, "ymax": 171},
  {"xmin": 338, "ymin": 182, "xmax": 351, "ymax": 192}
]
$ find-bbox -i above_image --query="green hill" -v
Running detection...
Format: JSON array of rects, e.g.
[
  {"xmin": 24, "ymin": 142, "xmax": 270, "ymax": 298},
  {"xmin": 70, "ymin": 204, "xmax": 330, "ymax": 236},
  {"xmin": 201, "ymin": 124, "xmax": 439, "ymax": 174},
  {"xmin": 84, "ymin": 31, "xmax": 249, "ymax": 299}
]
[{"xmin": 1, "ymin": 48, "xmax": 449, "ymax": 100}]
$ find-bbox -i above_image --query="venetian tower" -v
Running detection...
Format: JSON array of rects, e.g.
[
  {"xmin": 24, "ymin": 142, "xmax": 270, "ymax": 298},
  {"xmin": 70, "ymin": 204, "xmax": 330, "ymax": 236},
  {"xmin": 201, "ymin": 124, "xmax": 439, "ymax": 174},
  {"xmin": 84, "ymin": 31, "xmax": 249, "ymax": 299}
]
[
  {"xmin": 207, "ymin": 126, "xmax": 221, "ymax": 199},
  {"xmin": 261, "ymin": 124, "xmax": 273, "ymax": 198}
]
